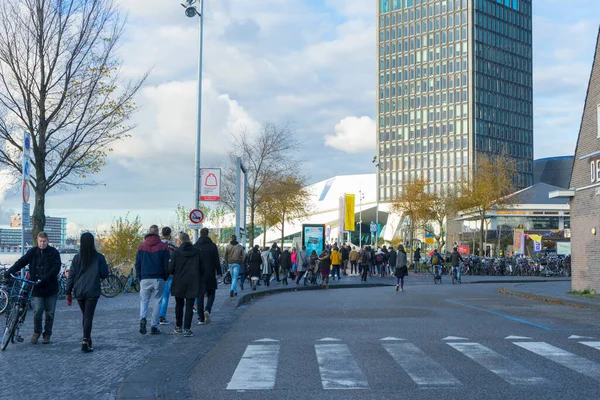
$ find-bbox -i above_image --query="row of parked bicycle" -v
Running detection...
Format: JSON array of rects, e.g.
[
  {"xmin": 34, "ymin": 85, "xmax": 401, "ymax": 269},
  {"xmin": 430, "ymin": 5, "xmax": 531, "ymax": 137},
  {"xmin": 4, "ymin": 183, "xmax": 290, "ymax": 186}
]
[{"xmin": 420, "ymin": 256, "xmax": 571, "ymax": 277}]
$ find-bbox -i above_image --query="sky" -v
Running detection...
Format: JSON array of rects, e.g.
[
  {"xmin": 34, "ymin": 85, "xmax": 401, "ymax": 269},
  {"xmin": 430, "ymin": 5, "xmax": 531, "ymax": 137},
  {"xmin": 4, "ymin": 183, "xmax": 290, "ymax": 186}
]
[{"xmin": 0, "ymin": 0, "xmax": 599, "ymax": 237}]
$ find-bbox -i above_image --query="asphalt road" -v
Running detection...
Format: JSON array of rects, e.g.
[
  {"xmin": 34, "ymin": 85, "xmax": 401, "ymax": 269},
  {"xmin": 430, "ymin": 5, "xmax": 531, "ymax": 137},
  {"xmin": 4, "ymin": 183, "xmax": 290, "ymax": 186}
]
[{"xmin": 189, "ymin": 282, "xmax": 600, "ymax": 400}]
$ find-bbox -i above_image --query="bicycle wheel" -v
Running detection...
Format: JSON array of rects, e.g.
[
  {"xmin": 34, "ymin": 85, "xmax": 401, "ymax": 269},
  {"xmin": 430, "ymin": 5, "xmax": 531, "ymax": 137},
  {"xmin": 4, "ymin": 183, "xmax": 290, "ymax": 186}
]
[
  {"xmin": 2, "ymin": 304, "xmax": 20, "ymax": 351},
  {"xmin": 0, "ymin": 289, "xmax": 8, "ymax": 314},
  {"xmin": 223, "ymin": 274, "xmax": 232, "ymax": 285},
  {"xmin": 133, "ymin": 279, "xmax": 140, "ymax": 292},
  {"xmin": 101, "ymin": 275, "xmax": 123, "ymax": 298},
  {"xmin": 452, "ymin": 273, "xmax": 457, "ymax": 284}
]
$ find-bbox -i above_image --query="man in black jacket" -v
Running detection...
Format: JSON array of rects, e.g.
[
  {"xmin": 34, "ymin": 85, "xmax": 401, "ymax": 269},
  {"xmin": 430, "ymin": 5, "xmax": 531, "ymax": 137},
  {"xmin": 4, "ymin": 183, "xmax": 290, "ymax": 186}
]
[
  {"xmin": 194, "ymin": 228, "xmax": 222, "ymax": 324},
  {"xmin": 5, "ymin": 231, "xmax": 62, "ymax": 344}
]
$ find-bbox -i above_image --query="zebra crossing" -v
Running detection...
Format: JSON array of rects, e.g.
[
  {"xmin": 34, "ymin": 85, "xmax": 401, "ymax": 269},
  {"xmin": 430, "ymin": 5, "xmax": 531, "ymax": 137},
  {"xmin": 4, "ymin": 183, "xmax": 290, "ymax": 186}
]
[{"xmin": 225, "ymin": 336, "xmax": 600, "ymax": 391}]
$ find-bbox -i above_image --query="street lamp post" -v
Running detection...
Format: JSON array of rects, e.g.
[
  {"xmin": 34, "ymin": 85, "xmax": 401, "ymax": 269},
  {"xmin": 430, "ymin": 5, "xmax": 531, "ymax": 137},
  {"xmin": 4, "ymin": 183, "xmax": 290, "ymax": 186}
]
[
  {"xmin": 181, "ymin": 0, "xmax": 204, "ymax": 242},
  {"xmin": 358, "ymin": 190, "xmax": 365, "ymax": 248},
  {"xmin": 372, "ymin": 156, "xmax": 382, "ymax": 247}
]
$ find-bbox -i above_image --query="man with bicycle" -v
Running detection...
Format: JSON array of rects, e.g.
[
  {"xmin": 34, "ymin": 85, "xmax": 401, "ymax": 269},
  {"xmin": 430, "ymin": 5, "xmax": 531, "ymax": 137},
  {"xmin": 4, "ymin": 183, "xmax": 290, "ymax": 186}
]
[
  {"xmin": 431, "ymin": 249, "xmax": 445, "ymax": 279},
  {"xmin": 450, "ymin": 247, "xmax": 464, "ymax": 282},
  {"xmin": 4, "ymin": 231, "xmax": 61, "ymax": 344}
]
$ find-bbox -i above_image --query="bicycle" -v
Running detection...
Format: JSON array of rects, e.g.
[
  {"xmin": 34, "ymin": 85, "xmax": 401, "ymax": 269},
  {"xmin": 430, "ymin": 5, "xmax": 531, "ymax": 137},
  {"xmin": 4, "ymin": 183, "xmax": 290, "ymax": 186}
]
[
  {"xmin": 101, "ymin": 272, "xmax": 123, "ymax": 298},
  {"xmin": 451, "ymin": 264, "xmax": 461, "ymax": 285},
  {"xmin": 1, "ymin": 274, "xmax": 40, "ymax": 351},
  {"xmin": 433, "ymin": 264, "xmax": 442, "ymax": 284},
  {"xmin": 120, "ymin": 268, "xmax": 140, "ymax": 294}
]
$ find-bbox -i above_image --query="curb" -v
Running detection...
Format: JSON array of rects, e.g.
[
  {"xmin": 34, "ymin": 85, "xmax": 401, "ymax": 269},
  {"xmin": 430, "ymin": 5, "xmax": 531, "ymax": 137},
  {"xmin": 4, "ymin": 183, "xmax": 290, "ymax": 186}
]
[
  {"xmin": 465, "ymin": 278, "xmax": 570, "ymax": 285},
  {"xmin": 236, "ymin": 283, "xmax": 391, "ymax": 307},
  {"xmin": 499, "ymin": 288, "xmax": 600, "ymax": 311}
]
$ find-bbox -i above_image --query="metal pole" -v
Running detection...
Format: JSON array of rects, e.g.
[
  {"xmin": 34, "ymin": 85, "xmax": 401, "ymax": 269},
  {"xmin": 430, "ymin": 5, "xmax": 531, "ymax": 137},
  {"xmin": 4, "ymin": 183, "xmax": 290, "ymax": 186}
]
[
  {"xmin": 235, "ymin": 157, "xmax": 241, "ymax": 240},
  {"xmin": 193, "ymin": 0, "xmax": 204, "ymax": 243},
  {"xmin": 359, "ymin": 191, "xmax": 362, "ymax": 248}
]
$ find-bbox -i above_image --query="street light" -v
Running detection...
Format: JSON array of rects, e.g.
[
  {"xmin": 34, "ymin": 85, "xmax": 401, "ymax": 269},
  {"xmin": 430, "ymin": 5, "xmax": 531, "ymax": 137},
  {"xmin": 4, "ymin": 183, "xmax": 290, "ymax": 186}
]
[
  {"xmin": 372, "ymin": 156, "xmax": 383, "ymax": 247},
  {"xmin": 358, "ymin": 190, "xmax": 365, "ymax": 248},
  {"xmin": 181, "ymin": 0, "xmax": 204, "ymax": 242}
]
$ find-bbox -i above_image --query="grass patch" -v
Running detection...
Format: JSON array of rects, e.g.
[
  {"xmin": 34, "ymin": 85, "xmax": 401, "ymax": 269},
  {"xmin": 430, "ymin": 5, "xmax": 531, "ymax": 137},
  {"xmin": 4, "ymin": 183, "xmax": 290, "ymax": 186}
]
[{"xmin": 568, "ymin": 288, "xmax": 599, "ymax": 298}]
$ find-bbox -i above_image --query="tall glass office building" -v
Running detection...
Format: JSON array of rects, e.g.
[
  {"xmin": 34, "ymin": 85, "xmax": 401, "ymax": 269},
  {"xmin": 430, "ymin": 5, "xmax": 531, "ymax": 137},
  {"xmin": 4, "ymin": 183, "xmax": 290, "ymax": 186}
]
[{"xmin": 377, "ymin": 0, "xmax": 533, "ymax": 201}]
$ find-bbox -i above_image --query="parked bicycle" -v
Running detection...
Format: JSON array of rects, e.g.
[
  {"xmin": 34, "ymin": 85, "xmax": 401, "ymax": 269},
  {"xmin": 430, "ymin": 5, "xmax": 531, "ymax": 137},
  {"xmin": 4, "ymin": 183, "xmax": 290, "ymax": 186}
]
[{"xmin": 1, "ymin": 274, "xmax": 40, "ymax": 351}]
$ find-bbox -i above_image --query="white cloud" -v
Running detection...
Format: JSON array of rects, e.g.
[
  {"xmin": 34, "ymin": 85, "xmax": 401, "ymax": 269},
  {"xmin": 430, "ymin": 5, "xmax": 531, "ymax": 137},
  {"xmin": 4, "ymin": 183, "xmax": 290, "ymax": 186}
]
[{"xmin": 325, "ymin": 116, "xmax": 375, "ymax": 153}]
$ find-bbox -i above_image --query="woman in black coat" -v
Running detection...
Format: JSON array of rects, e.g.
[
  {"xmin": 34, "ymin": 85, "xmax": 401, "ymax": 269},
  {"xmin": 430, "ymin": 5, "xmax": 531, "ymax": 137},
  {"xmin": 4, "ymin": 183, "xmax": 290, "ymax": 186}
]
[
  {"xmin": 65, "ymin": 232, "xmax": 109, "ymax": 352},
  {"xmin": 169, "ymin": 232, "xmax": 204, "ymax": 336},
  {"xmin": 246, "ymin": 245, "xmax": 263, "ymax": 290}
]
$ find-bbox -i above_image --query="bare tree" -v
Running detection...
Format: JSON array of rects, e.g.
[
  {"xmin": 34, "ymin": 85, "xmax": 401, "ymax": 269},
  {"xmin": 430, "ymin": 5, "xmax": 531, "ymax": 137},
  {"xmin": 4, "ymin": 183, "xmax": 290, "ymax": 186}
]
[
  {"xmin": 0, "ymin": 0, "xmax": 146, "ymax": 243},
  {"xmin": 222, "ymin": 122, "xmax": 300, "ymax": 245}
]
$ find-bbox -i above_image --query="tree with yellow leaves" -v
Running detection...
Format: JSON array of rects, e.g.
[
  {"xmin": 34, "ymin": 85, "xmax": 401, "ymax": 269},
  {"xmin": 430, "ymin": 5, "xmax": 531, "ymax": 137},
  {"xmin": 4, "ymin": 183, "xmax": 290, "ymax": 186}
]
[{"xmin": 454, "ymin": 154, "xmax": 517, "ymax": 254}]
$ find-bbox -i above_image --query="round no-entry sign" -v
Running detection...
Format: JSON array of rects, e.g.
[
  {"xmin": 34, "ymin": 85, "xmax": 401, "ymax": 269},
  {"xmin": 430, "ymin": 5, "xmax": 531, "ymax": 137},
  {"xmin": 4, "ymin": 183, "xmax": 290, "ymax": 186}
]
[{"xmin": 189, "ymin": 209, "xmax": 205, "ymax": 224}]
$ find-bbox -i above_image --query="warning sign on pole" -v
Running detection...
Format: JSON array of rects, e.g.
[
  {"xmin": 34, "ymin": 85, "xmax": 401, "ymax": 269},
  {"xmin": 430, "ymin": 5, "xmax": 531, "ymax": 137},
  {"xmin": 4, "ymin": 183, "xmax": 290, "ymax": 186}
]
[{"xmin": 200, "ymin": 168, "xmax": 221, "ymax": 201}]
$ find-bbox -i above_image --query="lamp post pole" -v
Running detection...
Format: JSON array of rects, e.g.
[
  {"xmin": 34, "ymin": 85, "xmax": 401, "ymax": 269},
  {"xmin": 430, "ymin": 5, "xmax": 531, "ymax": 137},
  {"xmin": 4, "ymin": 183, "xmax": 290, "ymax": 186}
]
[
  {"xmin": 358, "ymin": 190, "xmax": 364, "ymax": 248},
  {"xmin": 372, "ymin": 156, "xmax": 381, "ymax": 247},
  {"xmin": 182, "ymin": 0, "xmax": 204, "ymax": 242}
]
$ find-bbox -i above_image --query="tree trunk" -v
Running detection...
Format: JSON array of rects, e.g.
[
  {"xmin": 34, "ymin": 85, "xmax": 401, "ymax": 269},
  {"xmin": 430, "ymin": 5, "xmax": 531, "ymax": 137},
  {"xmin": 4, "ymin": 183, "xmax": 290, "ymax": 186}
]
[
  {"xmin": 480, "ymin": 215, "xmax": 485, "ymax": 257},
  {"xmin": 249, "ymin": 201, "xmax": 256, "ymax": 245},
  {"xmin": 31, "ymin": 188, "xmax": 46, "ymax": 246}
]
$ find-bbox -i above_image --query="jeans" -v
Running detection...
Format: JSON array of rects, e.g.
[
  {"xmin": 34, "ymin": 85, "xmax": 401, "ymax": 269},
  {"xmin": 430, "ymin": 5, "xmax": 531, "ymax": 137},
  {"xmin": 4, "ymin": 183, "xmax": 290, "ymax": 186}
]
[
  {"xmin": 332, "ymin": 265, "xmax": 341, "ymax": 279},
  {"xmin": 77, "ymin": 298, "xmax": 98, "ymax": 340},
  {"xmin": 350, "ymin": 261, "xmax": 358, "ymax": 274},
  {"xmin": 296, "ymin": 271, "xmax": 306, "ymax": 284},
  {"xmin": 229, "ymin": 264, "xmax": 240, "ymax": 294},
  {"xmin": 452, "ymin": 266, "xmax": 461, "ymax": 280},
  {"xmin": 197, "ymin": 289, "xmax": 215, "ymax": 321},
  {"xmin": 33, "ymin": 294, "xmax": 58, "ymax": 336},
  {"xmin": 239, "ymin": 273, "xmax": 246, "ymax": 289},
  {"xmin": 175, "ymin": 297, "xmax": 195, "ymax": 330},
  {"xmin": 361, "ymin": 265, "xmax": 369, "ymax": 281},
  {"xmin": 160, "ymin": 276, "xmax": 172, "ymax": 318},
  {"xmin": 140, "ymin": 278, "xmax": 165, "ymax": 328}
]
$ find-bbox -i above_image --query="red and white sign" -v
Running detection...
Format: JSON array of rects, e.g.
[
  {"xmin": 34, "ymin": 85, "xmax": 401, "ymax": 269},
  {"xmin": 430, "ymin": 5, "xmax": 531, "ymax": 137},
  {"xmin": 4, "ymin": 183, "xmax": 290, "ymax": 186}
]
[
  {"xmin": 189, "ymin": 209, "xmax": 205, "ymax": 224},
  {"xmin": 22, "ymin": 181, "xmax": 30, "ymax": 203},
  {"xmin": 200, "ymin": 168, "xmax": 221, "ymax": 201}
]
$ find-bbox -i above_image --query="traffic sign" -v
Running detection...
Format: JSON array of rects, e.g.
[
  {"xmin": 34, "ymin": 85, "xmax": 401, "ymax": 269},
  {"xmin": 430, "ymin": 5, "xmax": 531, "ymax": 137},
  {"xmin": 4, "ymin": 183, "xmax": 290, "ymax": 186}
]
[
  {"xmin": 370, "ymin": 222, "xmax": 377, "ymax": 233},
  {"xmin": 187, "ymin": 223, "xmax": 203, "ymax": 230},
  {"xmin": 200, "ymin": 168, "xmax": 221, "ymax": 201},
  {"xmin": 189, "ymin": 209, "xmax": 205, "ymax": 224},
  {"xmin": 22, "ymin": 181, "xmax": 30, "ymax": 203}
]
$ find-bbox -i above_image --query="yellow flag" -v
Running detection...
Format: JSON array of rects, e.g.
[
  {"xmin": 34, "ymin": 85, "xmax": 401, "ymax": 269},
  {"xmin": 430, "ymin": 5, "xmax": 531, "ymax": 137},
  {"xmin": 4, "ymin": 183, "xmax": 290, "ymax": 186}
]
[
  {"xmin": 344, "ymin": 194, "xmax": 355, "ymax": 231},
  {"xmin": 529, "ymin": 234, "xmax": 542, "ymax": 243}
]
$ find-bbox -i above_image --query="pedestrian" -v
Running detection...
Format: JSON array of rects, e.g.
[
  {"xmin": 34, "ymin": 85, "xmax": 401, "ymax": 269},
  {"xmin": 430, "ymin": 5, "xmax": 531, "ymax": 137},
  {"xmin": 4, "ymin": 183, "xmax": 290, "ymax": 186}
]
[
  {"xmin": 291, "ymin": 247, "xmax": 297, "ymax": 276},
  {"xmin": 450, "ymin": 247, "xmax": 464, "ymax": 282},
  {"xmin": 136, "ymin": 225, "xmax": 170, "ymax": 335},
  {"xmin": 340, "ymin": 244, "xmax": 349, "ymax": 276},
  {"xmin": 261, "ymin": 247, "xmax": 274, "ymax": 286},
  {"xmin": 360, "ymin": 246, "xmax": 370, "ymax": 282},
  {"xmin": 169, "ymin": 232, "xmax": 203, "ymax": 337},
  {"xmin": 270, "ymin": 243, "xmax": 282, "ymax": 282},
  {"xmin": 413, "ymin": 247, "xmax": 422, "ymax": 273},
  {"xmin": 395, "ymin": 244, "xmax": 408, "ymax": 292},
  {"xmin": 194, "ymin": 228, "xmax": 222, "ymax": 325},
  {"xmin": 4, "ymin": 231, "xmax": 61, "ymax": 344},
  {"xmin": 159, "ymin": 226, "xmax": 178, "ymax": 326},
  {"xmin": 279, "ymin": 247, "xmax": 292, "ymax": 285},
  {"xmin": 224, "ymin": 235, "xmax": 244, "ymax": 297},
  {"xmin": 330, "ymin": 246, "xmax": 342, "ymax": 280},
  {"xmin": 295, "ymin": 245, "xmax": 309, "ymax": 284},
  {"xmin": 318, "ymin": 249, "xmax": 331, "ymax": 289},
  {"xmin": 65, "ymin": 232, "xmax": 109, "ymax": 352},
  {"xmin": 349, "ymin": 246, "xmax": 358, "ymax": 275},
  {"xmin": 239, "ymin": 247, "xmax": 248, "ymax": 291},
  {"xmin": 246, "ymin": 245, "xmax": 263, "ymax": 290},
  {"xmin": 387, "ymin": 244, "xmax": 397, "ymax": 279}
]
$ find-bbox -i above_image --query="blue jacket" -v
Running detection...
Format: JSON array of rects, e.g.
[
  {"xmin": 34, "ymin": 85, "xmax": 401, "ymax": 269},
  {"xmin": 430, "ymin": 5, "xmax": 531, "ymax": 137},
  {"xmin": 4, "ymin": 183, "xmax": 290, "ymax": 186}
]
[{"xmin": 135, "ymin": 235, "xmax": 170, "ymax": 280}]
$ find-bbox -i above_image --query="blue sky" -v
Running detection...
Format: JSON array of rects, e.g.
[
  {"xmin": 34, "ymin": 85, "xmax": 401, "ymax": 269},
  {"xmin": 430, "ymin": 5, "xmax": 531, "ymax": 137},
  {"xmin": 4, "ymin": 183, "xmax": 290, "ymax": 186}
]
[{"xmin": 0, "ymin": 0, "xmax": 598, "ymax": 236}]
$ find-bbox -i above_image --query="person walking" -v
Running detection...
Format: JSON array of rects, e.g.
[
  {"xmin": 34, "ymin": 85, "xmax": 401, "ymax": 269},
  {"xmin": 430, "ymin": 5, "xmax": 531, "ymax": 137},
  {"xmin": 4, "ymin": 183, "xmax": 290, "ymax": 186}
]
[
  {"xmin": 318, "ymin": 249, "xmax": 331, "ymax": 289},
  {"xmin": 279, "ymin": 247, "xmax": 292, "ymax": 286},
  {"xmin": 291, "ymin": 247, "xmax": 297, "ymax": 277},
  {"xmin": 159, "ymin": 226, "xmax": 178, "ymax": 326},
  {"xmin": 246, "ymin": 245, "xmax": 263, "ymax": 290},
  {"xmin": 387, "ymin": 245, "xmax": 397, "ymax": 280},
  {"xmin": 360, "ymin": 246, "xmax": 370, "ymax": 282},
  {"xmin": 65, "ymin": 232, "xmax": 108, "ymax": 352},
  {"xmin": 330, "ymin": 246, "xmax": 342, "ymax": 280},
  {"xmin": 261, "ymin": 247, "xmax": 274, "ymax": 286},
  {"xmin": 136, "ymin": 225, "xmax": 170, "ymax": 335},
  {"xmin": 270, "ymin": 243, "xmax": 282, "ymax": 282},
  {"xmin": 295, "ymin": 246, "xmax": 309, "ymax": 284},
  {"xmin": 349, "ymin": 246, "xmax": 359, "ymax": 275},
  {"xmin": 413, "ymin": 247, "xmax": 422, "ymax": 273},
  {"xmin": 194, "ymin": 228, "xmax": 222, "ymax": 325},
  {"xmin": 169, "ymin": 232, "xmax": 203, "ymax": 337},
  {"xmin": 340, "ymin": 244, "xmax": 349, "ymax": 276},
  {"xmin": 450, "ymin": 247, "xmax": 464, "ymax": 282},
  {"xmin": 5, "ymin": 231, "xmax": 61, "ymax": 344},
  {"xmin": 224, "ymin": 235, "xmax": 244, "ymax": 297},
  {"xmin": 395, "ymin": 244, "xmax": 408, "ymax": 292}
]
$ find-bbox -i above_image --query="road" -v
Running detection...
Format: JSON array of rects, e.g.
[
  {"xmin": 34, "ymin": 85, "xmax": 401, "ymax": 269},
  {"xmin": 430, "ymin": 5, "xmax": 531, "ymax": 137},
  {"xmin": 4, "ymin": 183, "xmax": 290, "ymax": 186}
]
[{"xmin": 189, "ymin": 282, "xmax": 600, "ymax": 400}]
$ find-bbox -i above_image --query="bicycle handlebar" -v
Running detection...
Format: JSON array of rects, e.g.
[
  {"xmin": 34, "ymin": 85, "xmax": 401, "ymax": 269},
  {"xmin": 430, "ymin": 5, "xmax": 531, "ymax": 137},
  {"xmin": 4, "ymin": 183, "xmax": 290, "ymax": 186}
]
[{"xmin": 9, "ymin": 274, "xmax": 42, "ymax": 285}]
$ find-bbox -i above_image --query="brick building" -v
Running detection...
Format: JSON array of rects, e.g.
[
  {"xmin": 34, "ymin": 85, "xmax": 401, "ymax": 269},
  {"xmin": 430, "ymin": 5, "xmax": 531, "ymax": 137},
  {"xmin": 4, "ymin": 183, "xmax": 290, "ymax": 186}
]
[{"xmin": 551, "ymin": 27, "xmax": 600, "ymax": 292}]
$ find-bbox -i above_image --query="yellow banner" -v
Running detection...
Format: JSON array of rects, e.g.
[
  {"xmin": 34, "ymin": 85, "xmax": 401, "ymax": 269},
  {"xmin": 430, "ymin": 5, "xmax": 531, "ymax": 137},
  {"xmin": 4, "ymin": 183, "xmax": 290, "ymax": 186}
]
[
  {"xmin": 529, "ymin": 234, "xmax": 542, "ymax": 243},
  {"xmin": 425, "ymin": 237, "xmax": 435, "ymax": 245},
  {"xmin": 344, "ymin": 194, "xmax": 355, "ymax": 231}
]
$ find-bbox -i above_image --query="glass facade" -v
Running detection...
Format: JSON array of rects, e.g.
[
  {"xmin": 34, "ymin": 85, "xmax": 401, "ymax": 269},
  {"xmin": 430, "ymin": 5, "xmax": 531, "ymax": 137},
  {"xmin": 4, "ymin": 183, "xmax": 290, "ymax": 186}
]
[{"xmin": 377, "ymin": 0, "xmax": 533, "ymax": 201}]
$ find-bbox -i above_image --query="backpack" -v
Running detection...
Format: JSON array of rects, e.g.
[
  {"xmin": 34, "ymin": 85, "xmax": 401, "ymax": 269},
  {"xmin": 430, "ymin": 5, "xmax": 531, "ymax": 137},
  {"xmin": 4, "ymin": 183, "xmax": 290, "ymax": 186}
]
[
  {"xmin": 376, "ymin": 253, "xmax": 384, "ymax": 263},
  {"xmin": 432, "ymin": 255, "xmax": 439, "ymax": 265},
  {"xmin": 360, "ymin": 252, "xmax": 368, "ymax": 264}
]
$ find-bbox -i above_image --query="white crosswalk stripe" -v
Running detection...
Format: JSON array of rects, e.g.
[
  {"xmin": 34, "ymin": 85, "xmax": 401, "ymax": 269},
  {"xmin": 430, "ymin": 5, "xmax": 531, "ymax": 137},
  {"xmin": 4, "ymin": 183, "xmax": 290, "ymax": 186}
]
[
  {"xmin": 225, "ymin": 339, "xmax": 600, "ymax": 391},
  {"xmin": 382, "ymin": 342, "xmax": 461, "ymax": 387},
  {"xmin": 227, "ymin": 344, "xmax": 280, "ymax": 390},
  {"xmin": 315, "ymin": 343, "xmax": 369, "ymax": 389},
  {"xmin": 514, "ymin": 342, "xmax": 600, "ymax": 382},
  {"xmin": 448, "ymin": 342, "xmax": 547, "ymax": 385},
  {"xmin": 579, "ymin": 341, "xmax": 600, "ymax": 351}
]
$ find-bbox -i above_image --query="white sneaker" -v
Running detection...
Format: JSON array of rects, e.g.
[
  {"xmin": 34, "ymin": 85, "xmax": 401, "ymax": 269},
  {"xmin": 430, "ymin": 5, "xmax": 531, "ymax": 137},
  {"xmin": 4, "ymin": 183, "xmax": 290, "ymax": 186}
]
[
  {"xmin": 204, "ymin": 311, "xmax": 211, "ymax": 324},
  {"xmin": 400, "ymin": 288, "xmax": 404, "ymax": 292},
  {"xmin": 198, "ymin": 320, "xmax": 205, "ymax": 325}
]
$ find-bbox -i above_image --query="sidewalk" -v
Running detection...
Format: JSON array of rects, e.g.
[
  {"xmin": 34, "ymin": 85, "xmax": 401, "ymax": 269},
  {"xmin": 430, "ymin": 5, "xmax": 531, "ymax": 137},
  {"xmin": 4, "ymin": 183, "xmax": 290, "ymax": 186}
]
[{"xmin": 499, "ymin": 280, "xmax": 600, "ymax": 311}]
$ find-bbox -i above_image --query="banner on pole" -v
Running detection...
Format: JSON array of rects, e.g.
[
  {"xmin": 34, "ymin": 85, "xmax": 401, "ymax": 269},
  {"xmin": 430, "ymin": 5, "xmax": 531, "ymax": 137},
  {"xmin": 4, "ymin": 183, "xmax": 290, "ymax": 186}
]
[
  {"xmin": 344, "ymin": 194, "xmax": 355, "ymax": 231},
  {"xmin": 513, "ymin": 229, "xmax": 525, "ymax": 255},
  {"xmin": 200, "ymin": 168, "xmax": 221, "ymax": 201},
  {"xmin": 533, "ymin": 240, "xmax": 542, "ymax": 253}
]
